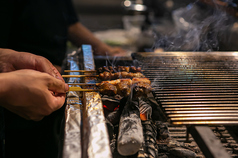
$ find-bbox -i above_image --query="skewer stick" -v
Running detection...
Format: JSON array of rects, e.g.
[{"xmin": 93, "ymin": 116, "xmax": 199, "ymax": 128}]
[
  {"xmin": 64, "ymin": 70, "xmax": 97, "ymax": 73},
  {"xmin": 62, "ymin": 75, "xmax": 99, "ymax": 78},
  {"xmin": 68, "ymin": 87, "xmax": 98, "ymax": 92},
  {"xmin": 67, "ymin": 83, "xmax": 99, "ymax": 86}
]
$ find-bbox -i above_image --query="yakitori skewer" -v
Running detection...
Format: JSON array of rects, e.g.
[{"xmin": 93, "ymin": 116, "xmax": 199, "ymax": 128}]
[
  {"xmin": 67, "ymin": 78, "xmax": 152, "ymax": 96},
  {"xmin": 67, "ymin": 83, "xmax": 99, "ymax": 86},
  {"xmin": 68, "ymin": 87, "xmax": 98, "ymax": 92},
  {"xmin": 64, "ymin": 70, "xmax": 97, "ymax": 73},
  {"xmin": 62, "ymin": 75, "xmax": 99, "ymax": 78}
]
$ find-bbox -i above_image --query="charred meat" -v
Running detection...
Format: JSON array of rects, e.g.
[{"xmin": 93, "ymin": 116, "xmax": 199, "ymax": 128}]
[
  {"xmin": 98, "ymin": 78, "xmax": 152, "ymax": 97},
  {"xmin": 99, "ymin": 72, "xmax": 145, "ymax": 81},
  {"xmin": 97, "ymin": 66, "xmax": 142, "ymax": 73},
  {"xmin": 99, "ymin": 83, "xmax": 117, "ymax": 96}
]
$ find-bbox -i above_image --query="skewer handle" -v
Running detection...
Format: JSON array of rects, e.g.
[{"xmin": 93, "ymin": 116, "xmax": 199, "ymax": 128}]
[
  {"xmin": 64, "ymin": 70, "xmax": 97, "ymax": 73},
  {"xmin": 67, "ymin": 83, "xmax": 99, "ymax": 86},
  {"xmin": 62, "ymin": 75, "xmax": 98, "ymax": 78},
  {"xmin": 68, "ymin": 87, "xmax": 98, "ymax": 92}
]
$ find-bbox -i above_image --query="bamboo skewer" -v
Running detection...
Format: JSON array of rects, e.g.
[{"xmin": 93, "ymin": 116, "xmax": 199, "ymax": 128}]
[
  {"xmin": 67, "ymin": 83, "xmax": 99, "ymax": 86},
  {"xmin": 68, "ymin": 87, "xmax": 98, "ymax": 92},
  {"xmin": 64, "ymin": 70, "xmax": 97, "ymax": 73},
  {"xmin": 62, "ymin": 75, "xmax": 99, "ymax": 78}
]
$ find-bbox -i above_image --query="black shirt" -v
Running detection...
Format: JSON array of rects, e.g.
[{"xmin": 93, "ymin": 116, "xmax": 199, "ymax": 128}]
[
  {"xmin": 0, "ymin": 1, "xmax": 78, "ymax": 158},
  {"xmin": 0, "ymin": 0, "xmax": 78, "ymax": 66}
]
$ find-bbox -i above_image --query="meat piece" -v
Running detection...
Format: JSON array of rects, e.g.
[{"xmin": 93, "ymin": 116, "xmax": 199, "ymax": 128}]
[
  {"xmin": 99, "ymin": 72, "xmax": 145, "ymax": 81},
  {"xmin": 99, "ymin": 83, "xmax": 117, "ymax": 96},
  {"xmin": 98, "ymin": 78, "xmax": 152, "ymax": 97},
  {"xmin": 130, "ymin": 66, "xmax": 137, "ymax": 72},
  {"xmin": 133, "ymin": 82, "xmax": 153, "ymax": 98},
  {"xmin": 97, "ymin": 67, "xmax": 103, "ymax": 73},
  {"xmin": 103, "ymin": 66, "xmax": 110, "ymax": 72},
  {"xmin": 124, "ymin": 66, "xmax": 130, "ymax": 72},
  {"xmin": 116, "ymin": 79, "xmax": 132, "ymax": 97},
  {"xmin": 108, "ymin": 66, "xmax": 117, "ymax": 72},
  {"xmin": 132, "ymin": 77, "xmax": 151, "ymax": 84},
  {"xmin": 97, "ymin": 66, "xmax": 142, "ymax": 73},
  {"xmin": 133, "ymin": 72, "xmax": 145, "ymax": 78},
  {"xmin": 136, "ymin": 67, "xmax": 142, "ymax": 72},
  {"xmin": 100, "ymin": 79, "xmax": 121, "ymax": 85}
]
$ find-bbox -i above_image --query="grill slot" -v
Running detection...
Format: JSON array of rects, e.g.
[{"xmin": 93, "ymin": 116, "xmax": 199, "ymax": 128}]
[{"xmin": 133, "ymin": 52, "xmax": 238, "ymax": 125}]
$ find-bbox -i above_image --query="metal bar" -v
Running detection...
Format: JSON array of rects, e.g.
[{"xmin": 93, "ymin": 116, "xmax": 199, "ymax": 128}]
[
  {"xmin": 168, "ymin": 113, "xmax": 238, "ymax": 117},
  {"xmin": 63, "ymin": 50, "xmax": 82, "ymax": 158},
  {"xmin": 173, "ymin": 121, "xmax": 238, "ymax": 125},
  {"xmin": 164, "ymin": 107, "xmax": 238, "ymax": 111},
  {"xmin": 166, "ymin": 110, "xmax": 238, "ymax": 113},
  {"xmin": 81, "ymin": 45, "xmax": 112, "ymax": 158},
  {"xmin": 188, "ymin": 126, "xmax": 231, "ymax": 158},
  {"xmin": 162, "ymin": 101, "xmax": 238, "ymax": 105},
  {"xmin": 171, "ymin": 117, "xmax": 238, "ymax": 121},
  {"xmin": 63, "ymin": 94, "xmax": 82, "ymax": 158}
]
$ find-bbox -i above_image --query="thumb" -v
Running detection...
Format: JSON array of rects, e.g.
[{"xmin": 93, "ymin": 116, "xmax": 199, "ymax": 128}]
[{"xmin": 48, "ymin": 78, "xmax": 69, "ymax": 93}]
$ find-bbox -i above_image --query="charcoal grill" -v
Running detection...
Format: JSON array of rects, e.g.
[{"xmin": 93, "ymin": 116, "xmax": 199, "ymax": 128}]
[
  {"xmin": 132, "ymin": 51, "xmax": 238, "ymax": 125},
  {"xmin": 62, "ymin": 48, "xmax": 238, "ymax": 158},
  {"xmin": 132, "ymin": 51, "xmax": 238, "ymax": 158}
]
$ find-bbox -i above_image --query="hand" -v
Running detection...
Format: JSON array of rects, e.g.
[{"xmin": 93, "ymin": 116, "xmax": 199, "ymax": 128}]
[
  {"xmin": 0, "ymin": 48, "xmax": 62, "ymax": 79},
  {"xmin": 0, "ymin": 69, "xmax": 69, "ymax": 121},
  {"xmin": 93, "ymin": 44, "xmax": 127, "ymax": 57}
]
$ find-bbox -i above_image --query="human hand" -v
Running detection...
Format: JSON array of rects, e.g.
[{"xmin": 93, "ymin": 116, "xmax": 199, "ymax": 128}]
[
  {"xmin": 0, "ymin": 69, "xmax": 69, "ymax": 121},
  {"xmin": 93, "ymin": 44, "xmax": 127, "ymax": 57},
  {"xmin": 0, "ymin": 48, "xmax": 62, "ymax": 79}
]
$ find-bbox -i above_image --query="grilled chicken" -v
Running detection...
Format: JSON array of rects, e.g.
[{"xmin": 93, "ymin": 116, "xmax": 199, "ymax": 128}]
[
  {"xmin": 97, "ymin": 66, "xmax": 142, "ymax": 73},
  {"xmin": 99, "ymin": 72, "xmax": 145, "ymax": 81},
  {"xmin": 98, "ymin": 78, "xmax": 152, "ymax": 97}
]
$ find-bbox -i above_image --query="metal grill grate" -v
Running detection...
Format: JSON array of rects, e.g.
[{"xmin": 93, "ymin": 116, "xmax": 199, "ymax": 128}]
[{"xmin": 132, "ymin": 52, "xmax": 238, "ymax": 125}]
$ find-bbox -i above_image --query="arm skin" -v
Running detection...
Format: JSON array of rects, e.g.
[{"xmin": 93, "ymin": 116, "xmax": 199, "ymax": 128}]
[
  {"xmin": 68, "ymin": 22, "xmax": 127, "ymax": 56},
  {"xmin": 0, "ymin": 48, "xmax": 69, "ymax": 121}
]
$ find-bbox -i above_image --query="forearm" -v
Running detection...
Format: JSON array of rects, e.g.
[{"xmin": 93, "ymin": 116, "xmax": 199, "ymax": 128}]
[{"xmin": 67, "ymin": 22, "xmax": 108, "ymax": 50}]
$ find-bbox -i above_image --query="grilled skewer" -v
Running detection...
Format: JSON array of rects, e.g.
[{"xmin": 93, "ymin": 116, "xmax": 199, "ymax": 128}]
[
  {"xmin": 62, "ymin": 71, "xmax": 145, "ymax": 81},
  {"xmin": 98, "ymin": 72, "xmax": 145, "ymax": 81},
  {"xmin": 67, "ymin": 78, "xmax": 153, "ymax": 97},
  {"xmin": 99, "ymin": 78, "xmax": 152, "ymax": 97},
  {"xmin": 97, "ymin": 66, "xmax": 142, "ymax": 73}
]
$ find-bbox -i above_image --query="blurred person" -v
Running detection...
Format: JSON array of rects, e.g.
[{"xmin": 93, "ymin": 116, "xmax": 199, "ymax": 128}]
[
  {"xmin": 0, "ymin": 49, "xmax": 69, "ymax": 158},
  {"xmin": 0, "ymin": 0, "xmax": 126, "ymax": 72},
  {"xmin": 0, "ymin": 0, "xmax": 125, "ymax": 157}
]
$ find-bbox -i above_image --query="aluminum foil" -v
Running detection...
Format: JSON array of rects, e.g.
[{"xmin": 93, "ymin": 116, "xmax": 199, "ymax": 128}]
[
  {"xmin": 63, "ymin": 95, "xmax": 82, "ymax": 158},
  {"xmin": 82, "ymin": 45, "xmax": 112, "ymax": 158},
  {"xmin": 63, "ymin": 50, "xmax": 83, "ymax": 158},
  {"xmin": 63, "ymin": 45, "xmax": 112, "ymax": 158},
  {"xmin": 83, "ymin": 92, "xmax": 112, "ymax": 158}
]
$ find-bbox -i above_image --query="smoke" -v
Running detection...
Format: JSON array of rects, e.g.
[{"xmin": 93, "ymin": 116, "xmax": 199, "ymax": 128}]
[{"xmin": 153, "ymin": 2, "xmax": 236, "ymax": 52}]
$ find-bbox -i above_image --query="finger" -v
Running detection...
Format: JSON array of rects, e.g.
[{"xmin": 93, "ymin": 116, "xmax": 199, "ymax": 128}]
[
  {"xmin": 0, "ymin": 62, "xmax": 15, "ymax": 72},
  {"xmin": 48, "ymin": 77, "xmax": 69, "ymax": 93},
  {"xmin": 34, "ymin": 55, "xmax": 62, "ymax": 79},
  {"xmin": 47, "ymin": 91, "xmax": 66, "ymax": 112},
  {"xmin": 53, "ymin": 93, "xmax": 66, "ymax": 107}
]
